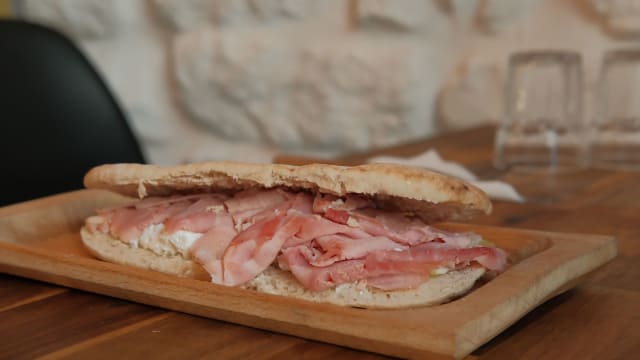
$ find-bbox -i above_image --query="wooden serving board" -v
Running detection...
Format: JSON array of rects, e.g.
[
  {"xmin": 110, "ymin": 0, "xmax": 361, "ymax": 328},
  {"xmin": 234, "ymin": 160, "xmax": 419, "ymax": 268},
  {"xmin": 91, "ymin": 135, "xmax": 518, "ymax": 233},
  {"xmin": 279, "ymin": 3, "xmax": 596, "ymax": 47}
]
[{"xmin": 0, "ymin": 190, "xmax": 616, "ymax": 359}]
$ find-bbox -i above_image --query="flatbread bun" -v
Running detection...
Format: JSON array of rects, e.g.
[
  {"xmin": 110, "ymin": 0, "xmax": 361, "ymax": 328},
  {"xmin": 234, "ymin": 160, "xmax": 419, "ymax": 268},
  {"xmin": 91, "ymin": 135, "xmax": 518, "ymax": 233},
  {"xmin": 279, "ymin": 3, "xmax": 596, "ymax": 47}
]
[
  {"xmin": 80, "ymin": 228, "xmax": 486, "ymax": 309},
  {"xmin": 84, "ymin": 162, "xmax": 491, "ymax": 223}
]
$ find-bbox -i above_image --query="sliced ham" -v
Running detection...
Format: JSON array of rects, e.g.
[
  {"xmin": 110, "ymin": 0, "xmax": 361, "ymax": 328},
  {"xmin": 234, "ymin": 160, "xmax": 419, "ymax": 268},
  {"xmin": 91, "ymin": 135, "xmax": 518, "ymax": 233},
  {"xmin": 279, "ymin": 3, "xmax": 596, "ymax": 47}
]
[
  {"xmin": 325, "ymin": 209, "xmax": 420, "ymax": 244},
  {"xmin": 228, "ymin": 208, "xmax": 266, "ymax": 229},
  {"xmin": 223, "ymin": 190, "xmax": 313, "ymax": 230},
  {"xmin": 290, "ymin": 193, "xmax": 314, "ymax": 214},
  {"xmin": 325, "ymin": 208, "xmax": 479, "ymax": 248},
  {"xmin": 163, "ymin": 196, "xmax": 226, "ymax": 234},
  {"xmin": 242, "ymin": 193, "xmax": 314, "ymax": 227},
  {"xmin": 418, "ymin": 227, "xmax": 481, "ymax": 248},
  {"xmin": 278, "ymin": 247, "xmax": 367, "ymax": 291},
  {"xmin": 216, "ymin": 203, "xmax": 371, "ymax": 286},
  {"xmin": 204, "ymin": 260, "xmax": 223, "ymax": 283},
  {"xmin": 473, "ymin": 248, "xmax": 508, "ymax": 271},
  {"xmin": 366, "ymin": 210, "xmax": 429, "ymax": 244},
  {"xmin": 365, "ymin": 245, "xmax": 506, "ymax": 276},
  {"xmin": 190, "ymin": 214, "xmax": 237, "ymax": 265},
  {"xmin": 278, "ymin": 243, "xmax": 505, "ymax": 291},
  {"xmin": 217, "ymin": 211, "xmax": 295, "ymax": 286},
  {"xmin": 91, "ymin": 188, "xmax": 507, "ymax": 292},
  {"xmin": 308, "ymin": 235, "xmax": 406, "ymax": 267},
  {"xmin": 218, "ymin": 214, "xmax": 285, "ymax": 285},
  {"xmin": 283, "ymin": 215, "xmax": 369, "ymax": 248},
  {"xmin": 224, "ymin": 189, "xmax": 290, "ymax": 222},
  {"xmin": 109, "ymin": 201, "xmax": 191, "ymax": 243},
  {"xmin": 323, "ymin": 208, "xmax": 351, "ymax": 224}
]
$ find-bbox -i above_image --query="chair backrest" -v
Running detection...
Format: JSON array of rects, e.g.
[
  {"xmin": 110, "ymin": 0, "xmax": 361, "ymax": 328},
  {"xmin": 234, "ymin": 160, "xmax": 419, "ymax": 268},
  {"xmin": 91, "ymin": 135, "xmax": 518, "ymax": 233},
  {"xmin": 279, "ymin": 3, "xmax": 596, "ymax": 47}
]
[{"xmin": 0, "ymin": 20, "xmax": 145, "ymax": 206}]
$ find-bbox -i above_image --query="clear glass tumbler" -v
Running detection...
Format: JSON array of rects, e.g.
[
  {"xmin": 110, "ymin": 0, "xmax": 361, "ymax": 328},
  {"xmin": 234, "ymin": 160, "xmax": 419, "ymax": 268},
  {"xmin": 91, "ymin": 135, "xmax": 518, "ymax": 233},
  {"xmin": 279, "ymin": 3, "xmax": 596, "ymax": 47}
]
[
  {"xmin": 494, "ymin": 50, "xmax": 587, "ymax": 171},
  {"xmin": 589, "ymin": 49, "xmax": 640, "ymax": 170}
]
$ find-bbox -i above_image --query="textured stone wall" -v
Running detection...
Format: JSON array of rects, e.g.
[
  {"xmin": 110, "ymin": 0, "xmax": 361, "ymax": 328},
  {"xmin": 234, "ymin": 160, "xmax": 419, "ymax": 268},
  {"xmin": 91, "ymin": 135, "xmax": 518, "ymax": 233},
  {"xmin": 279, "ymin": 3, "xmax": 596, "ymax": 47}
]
[{"xmin": 13, "ymin": 0, "xmax": 640, "ymax": 164}]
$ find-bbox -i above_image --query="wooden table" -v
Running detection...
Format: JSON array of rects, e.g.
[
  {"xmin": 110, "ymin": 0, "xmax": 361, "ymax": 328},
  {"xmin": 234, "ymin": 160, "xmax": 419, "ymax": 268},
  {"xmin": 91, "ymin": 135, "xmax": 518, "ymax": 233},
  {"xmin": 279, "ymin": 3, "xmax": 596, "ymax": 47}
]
[{"xmin": 1, "ymin": 126, "xmax": 638, "ymax": 359}]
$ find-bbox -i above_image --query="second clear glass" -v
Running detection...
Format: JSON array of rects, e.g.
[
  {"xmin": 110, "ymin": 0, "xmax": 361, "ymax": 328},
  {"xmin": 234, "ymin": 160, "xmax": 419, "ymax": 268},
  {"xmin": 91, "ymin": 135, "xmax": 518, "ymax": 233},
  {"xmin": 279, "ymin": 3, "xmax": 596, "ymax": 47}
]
[{"xmin": 494, "ymin": 50, "xmax": 588, "ymax": 172}]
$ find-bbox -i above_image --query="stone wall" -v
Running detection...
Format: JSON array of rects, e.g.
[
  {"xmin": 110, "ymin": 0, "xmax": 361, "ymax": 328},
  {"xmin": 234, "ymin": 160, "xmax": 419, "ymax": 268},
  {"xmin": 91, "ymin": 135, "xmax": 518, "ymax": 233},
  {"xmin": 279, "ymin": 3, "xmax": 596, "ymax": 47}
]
[{"xmin": 13, "ymin": 0, "xmax": 640, "ymax": 164}]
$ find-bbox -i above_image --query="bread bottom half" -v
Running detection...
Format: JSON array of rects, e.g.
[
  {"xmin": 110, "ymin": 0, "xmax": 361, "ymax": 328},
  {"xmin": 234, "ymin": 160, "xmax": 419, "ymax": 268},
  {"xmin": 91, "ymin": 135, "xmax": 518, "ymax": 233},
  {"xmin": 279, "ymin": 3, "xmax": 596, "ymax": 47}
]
[{"xmin": 81, "ymin": 228, "xmax": 486, "ymax": 309}]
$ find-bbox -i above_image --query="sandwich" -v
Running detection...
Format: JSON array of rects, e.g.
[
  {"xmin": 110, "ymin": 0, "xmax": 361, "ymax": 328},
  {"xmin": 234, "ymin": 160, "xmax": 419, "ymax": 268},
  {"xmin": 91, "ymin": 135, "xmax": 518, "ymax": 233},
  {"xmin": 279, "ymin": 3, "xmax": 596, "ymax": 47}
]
[{"xmin": 80, "ymin": 162, "xmax": 507, "ymax": 308}]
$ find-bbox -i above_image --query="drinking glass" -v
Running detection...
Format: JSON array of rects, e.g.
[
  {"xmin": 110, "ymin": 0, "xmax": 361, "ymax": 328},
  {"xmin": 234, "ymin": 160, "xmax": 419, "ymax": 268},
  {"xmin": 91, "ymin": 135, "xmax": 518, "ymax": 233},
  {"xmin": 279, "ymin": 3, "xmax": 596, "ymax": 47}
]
[
  {"xmin": 589, "ymin": 49, "xmax": 640, "ymax": 170},
  {"xmin": 494, "ymin": 50, "xmax": 587, "ymax": 172}
]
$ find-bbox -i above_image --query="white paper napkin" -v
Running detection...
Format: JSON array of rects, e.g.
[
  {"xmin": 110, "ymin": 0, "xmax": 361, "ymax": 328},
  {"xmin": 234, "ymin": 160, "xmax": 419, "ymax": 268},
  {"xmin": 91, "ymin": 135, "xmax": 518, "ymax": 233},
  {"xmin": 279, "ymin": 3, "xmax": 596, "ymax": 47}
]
[{"xmin": 368, "ymin": 150, "xmax": 525, "ymax": 203}]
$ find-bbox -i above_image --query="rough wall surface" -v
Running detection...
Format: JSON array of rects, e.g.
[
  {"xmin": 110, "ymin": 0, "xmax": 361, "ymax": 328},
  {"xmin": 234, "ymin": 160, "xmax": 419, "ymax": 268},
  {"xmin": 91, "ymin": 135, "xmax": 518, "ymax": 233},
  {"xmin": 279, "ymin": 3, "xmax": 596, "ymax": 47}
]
[{"xmin": 14, "ymin": 0, "xmax": 640, "ymax": 164}]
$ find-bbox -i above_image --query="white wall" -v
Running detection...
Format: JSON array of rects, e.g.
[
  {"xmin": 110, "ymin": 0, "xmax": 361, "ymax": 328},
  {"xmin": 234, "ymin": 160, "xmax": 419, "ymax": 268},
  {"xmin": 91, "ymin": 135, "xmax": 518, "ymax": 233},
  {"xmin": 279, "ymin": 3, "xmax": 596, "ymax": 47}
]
[{"xmin": 14, "ymin": 0, "xmax": 640, "ymax": 164}]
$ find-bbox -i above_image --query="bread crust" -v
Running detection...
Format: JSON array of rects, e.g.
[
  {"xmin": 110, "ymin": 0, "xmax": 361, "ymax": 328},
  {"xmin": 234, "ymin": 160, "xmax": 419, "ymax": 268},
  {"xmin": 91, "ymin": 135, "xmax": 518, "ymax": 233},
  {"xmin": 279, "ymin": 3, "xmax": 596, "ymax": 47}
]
[
  {"xmin": 84, "ymin": 162, "xmax": 491, "ymax": 222},
  {"xmin": 80, "ymin": 228, "xmax": 486, "ymax": 308}
]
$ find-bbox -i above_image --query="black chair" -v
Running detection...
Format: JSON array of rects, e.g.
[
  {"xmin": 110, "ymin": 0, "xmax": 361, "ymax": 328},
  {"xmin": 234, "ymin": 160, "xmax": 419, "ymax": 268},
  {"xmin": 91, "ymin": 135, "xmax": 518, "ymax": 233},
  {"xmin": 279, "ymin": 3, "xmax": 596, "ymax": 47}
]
[{"xmin": 0, "ymin": 20, "xmax": 145, "ymax": 206}]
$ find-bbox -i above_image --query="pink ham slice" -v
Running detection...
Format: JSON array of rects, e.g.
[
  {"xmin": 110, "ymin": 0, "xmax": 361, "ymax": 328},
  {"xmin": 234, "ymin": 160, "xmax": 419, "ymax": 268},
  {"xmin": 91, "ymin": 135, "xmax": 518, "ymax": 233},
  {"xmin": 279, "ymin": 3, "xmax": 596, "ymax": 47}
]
[
  {"xmin": 243, "ymin": 193, "xmax": 315, "ymax": 230},
  {"xmin": 308, "ymin": 235, "xmax": 407, "ymax": 267},
  {"xmin": 163, "ymin": 195, "xmax": 226, "ymax": 234},
  {"xmin": 325, "ymin": 209, "xmax": 425, "ymax": 244},
  {"xmin": 365, "ymin": 245, "xmax": 506, "ymax": 276},
  {"xmin": 224, "ymin": 189, "xmax": 290, "ymax": 225},
  {"xmin": 108, "ymin": 200, "xmax": 191, "ymax": 243},
  {"xmin": 278, "ymin": 244, "xmax": 505, "ymax": 291},
  {"xmin": 215, "ymin": 211, "xmax": 294, "ymax": 285},
  {"xmin": 282, "ymin": 215, "xmax": 370, "ymax": 248},
  {"xmin": 216, "ymin": 202, "xmax": 366, "ymax": 286},
  {"xmin": 324, "ymin": 208, "xmax": 479, "ymax": 248},
  {"xmin": 190, "ymin": 214, "xmax": 237, "ymax": 265},
  {"xmin": 469, "ymin": 248, "xmax": 507, "ymax": 271},
  {"xmin": 290, "ymin": 193, "xmax": 314, "ymax": 214},
  {"xmin": 202, "ymin": 193, "xmax": 311, "ymax": 283},
  {"xmin": 90, "ymin": 189, "xmax": 507, "ymax": 292},
  {"xmin": 278, "ymin": 246, "xmax": 367, "ymax": 292}
]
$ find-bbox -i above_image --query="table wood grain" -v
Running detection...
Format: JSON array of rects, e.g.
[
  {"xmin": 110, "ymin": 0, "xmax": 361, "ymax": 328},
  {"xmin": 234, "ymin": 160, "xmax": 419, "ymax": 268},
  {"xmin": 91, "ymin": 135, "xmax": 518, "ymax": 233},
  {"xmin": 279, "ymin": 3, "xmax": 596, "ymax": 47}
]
[{"xmin": 2, "ymin": 126, "xmax": 639, "ymax": 359}]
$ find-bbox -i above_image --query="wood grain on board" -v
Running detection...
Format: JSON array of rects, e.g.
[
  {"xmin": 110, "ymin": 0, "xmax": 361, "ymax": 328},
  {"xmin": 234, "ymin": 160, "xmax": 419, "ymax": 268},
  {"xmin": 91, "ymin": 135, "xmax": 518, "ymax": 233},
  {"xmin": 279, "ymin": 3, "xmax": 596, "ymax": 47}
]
[{"xmin": 0, "ymin": 190, "xmax": 614, "ymax": 358}]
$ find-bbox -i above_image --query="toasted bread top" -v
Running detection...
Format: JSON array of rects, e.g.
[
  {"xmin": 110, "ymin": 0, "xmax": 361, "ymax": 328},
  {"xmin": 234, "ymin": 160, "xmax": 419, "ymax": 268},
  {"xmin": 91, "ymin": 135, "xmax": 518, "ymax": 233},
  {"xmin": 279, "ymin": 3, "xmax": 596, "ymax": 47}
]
[{"xmin": 84, "ymin": 162, "xmax": 491, "ymax": 222}]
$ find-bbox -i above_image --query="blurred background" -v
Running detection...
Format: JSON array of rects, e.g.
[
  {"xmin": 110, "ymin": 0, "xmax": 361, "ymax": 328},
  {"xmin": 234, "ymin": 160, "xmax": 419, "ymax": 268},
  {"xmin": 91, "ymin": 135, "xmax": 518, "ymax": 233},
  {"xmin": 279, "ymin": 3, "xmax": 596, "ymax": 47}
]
[{"xmin": 1, "ymin": 0, "xmax": 639, "ymax": 166}]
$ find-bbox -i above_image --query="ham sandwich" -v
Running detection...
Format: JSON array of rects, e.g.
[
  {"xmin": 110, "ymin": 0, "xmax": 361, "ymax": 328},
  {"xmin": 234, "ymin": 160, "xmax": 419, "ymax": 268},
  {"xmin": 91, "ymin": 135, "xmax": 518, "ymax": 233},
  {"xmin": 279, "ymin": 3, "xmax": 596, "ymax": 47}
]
[{"xmin": 80, "ymin": 162, "xmax": 507, "ymax": 308}]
